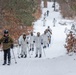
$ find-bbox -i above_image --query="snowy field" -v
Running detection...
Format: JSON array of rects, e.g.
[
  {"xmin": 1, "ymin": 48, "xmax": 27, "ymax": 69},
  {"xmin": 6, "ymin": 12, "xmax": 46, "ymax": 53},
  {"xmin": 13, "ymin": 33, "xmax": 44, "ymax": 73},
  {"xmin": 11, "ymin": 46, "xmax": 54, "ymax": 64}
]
[
  {"xmin": 0, "ymin": 54, "xmax": 76, "ymax": 75},
  {"xmin": 0, "ymin": 1, "xmax": 76, "ymax": 75}
]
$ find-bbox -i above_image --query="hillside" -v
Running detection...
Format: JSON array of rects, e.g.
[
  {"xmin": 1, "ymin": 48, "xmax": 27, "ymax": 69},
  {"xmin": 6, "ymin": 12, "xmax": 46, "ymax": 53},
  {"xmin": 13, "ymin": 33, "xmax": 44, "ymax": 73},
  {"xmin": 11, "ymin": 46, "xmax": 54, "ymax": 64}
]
[
  {"xmin": 57, "ymin": 0, "xmax": 76, "ymax": 19},
  {"xmin": 0, "ymin": 0, "xmax": 41, "ymax": 41}
]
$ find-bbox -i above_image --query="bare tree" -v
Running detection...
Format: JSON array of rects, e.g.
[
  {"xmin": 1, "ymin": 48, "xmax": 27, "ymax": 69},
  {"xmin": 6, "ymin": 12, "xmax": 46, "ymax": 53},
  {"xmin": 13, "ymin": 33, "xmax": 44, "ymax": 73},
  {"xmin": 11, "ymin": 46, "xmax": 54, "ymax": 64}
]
[{"xmin": 44, "ymin": 0, "xmax": 47, "ymax": 8}]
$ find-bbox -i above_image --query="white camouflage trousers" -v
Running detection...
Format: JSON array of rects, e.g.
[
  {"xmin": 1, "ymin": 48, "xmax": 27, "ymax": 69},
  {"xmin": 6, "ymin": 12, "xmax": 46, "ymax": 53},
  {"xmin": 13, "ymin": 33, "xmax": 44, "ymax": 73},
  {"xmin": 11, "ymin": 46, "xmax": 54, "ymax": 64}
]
[{"xmin": 36, "ymin": 47, "xmax": 42, "ymax": 55}]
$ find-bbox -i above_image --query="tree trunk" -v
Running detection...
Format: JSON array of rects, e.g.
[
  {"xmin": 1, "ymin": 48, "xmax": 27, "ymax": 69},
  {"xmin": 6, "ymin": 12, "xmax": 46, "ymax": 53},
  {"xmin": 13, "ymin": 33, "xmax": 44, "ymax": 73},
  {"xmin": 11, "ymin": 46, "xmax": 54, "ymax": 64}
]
[
  {"xmin": 38, "ymin": 0, "xmax": 41, "ymax": 4},
  {"xmin": 44, "ymin": 0, "xmax": 47, "ymax": 8}
]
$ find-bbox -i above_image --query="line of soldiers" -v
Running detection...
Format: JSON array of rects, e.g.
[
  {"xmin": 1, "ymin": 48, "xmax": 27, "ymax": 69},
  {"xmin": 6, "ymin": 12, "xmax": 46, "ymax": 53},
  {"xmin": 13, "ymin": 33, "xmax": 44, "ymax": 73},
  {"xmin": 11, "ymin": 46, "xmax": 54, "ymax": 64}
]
[
  {"xmin": 18, "ymin": 26, "xmax": 52, "ymax": 58},
  {"xmin": 64, "ymin": 31, "xmax": 76, "ymax": 54}
]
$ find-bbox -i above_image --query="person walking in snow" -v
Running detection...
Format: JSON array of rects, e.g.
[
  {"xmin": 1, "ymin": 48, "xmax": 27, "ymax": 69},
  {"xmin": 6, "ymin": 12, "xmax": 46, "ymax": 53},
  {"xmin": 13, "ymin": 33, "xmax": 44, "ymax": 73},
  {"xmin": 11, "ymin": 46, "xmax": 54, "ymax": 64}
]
[
  {"xmin": 18, "ymin": 33, "xmax": 29, "ymax": 58},
  {"xmin": 47, "ymin": 10, "xmax": 49, "ymax": 16},
  {"xmin": 43, "ymin": 17, "xmax": 46, "ymax": 26},
  {"xmin": 42, "ymin": 30, "xmax": 49, "ymax": 48},
  {"xmin": 0, "ymin": 30, "xmax": 13, "ymax": 65},
  {"xmin": 34, "ymin": 32, "xmax": 43, "ymax": 58},
  {"xmin": 46, "ymin": 29, "xmax": 52, "ymax": 44},
  {"xmin": 47, "ymin": 26, "xmax": 52, "ymax": 44},
  {"xmin": 43, "ymin": 12, "xmax": 47, "ymax": 26},
  {"xmin": 28, "ymin": 32, "xmax": 35, "ymax": 55},
  {"xmin": 53, "ymin": 18, "xmax": 56, "ymax": 27},
  {"xmin": 47, "ymin": 26, "xmax": 52, "ymax": 34}
]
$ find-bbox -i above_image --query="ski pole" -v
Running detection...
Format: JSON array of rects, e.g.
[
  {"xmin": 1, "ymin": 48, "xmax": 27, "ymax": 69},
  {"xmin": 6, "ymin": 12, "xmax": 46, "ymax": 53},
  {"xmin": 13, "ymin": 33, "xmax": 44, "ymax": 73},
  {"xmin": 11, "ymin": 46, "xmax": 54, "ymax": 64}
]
[
  {"xmin": 12, "ymin": 49, "xmax": 17, "ymax": 64},
  {"xmin": 0, "ymin": 49, "xmax": 3, "ymax": 61},
  {"xmin": 43, "ymin": 48, "xmax": 46, "ymax": 57},
  {"xmin": 28, "ymin": 44, "xmax": 31, "ymax": 58},
  {"xmin": 17, "ymin": 45, "xmax": 21, "ymax": 58}
]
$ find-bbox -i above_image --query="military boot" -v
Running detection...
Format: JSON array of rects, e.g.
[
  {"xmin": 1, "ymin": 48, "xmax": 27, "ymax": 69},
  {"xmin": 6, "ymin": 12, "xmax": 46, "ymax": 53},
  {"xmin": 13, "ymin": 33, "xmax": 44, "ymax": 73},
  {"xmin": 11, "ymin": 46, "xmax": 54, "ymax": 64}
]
[
  {"xmin": 2, "ymin": 60, "xmax": 6, "ymax": 65},
  {"xmin": 39, "ymin": 54, "xmax": 42, "ymax": 58},
  {"xmin": 35, "ymin": 54, "xmax": 38, "ymax": 58}
]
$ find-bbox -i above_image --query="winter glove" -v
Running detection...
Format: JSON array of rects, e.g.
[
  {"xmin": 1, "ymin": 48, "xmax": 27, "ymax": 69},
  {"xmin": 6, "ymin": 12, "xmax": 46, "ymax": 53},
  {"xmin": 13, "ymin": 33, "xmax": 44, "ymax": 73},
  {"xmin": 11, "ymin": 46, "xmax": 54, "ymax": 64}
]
[
  {"xmin": 27, "ymin": 42, "xmax": 29, "ymax": 44},
  {"xmin": 33, "ymin": 41, "xmax": 35, "ymax": 43},
  {"xmin": 11, "ymin": 44, "xmax": 14, "ymax": 49},
  {"xmin": 19, "ymin": 44, "xmax": 21, "ymax": 46},
  {"xmin": 41, "ymin": 43, "xmax": 43, "ymax": 45}
]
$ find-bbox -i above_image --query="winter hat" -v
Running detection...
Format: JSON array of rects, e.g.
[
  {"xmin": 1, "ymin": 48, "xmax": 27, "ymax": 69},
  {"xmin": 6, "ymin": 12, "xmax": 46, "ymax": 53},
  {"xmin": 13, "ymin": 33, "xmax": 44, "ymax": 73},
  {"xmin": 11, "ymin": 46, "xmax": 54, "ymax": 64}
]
[
  {"xmin": 4, "ymin": 30, "xmax": 9, "ymax": 34},
  {"xmin": 31, "ymin": 32, "xmax": 33, "ymax": 36},
  {"xmin": 37, "ymin": 32, "xmax": 40, "ymax": 34},
  {"xmin": 37, "ymin": 32, "xmax": 40, "ymax": 36},
  {"xmin": 23, "ymin": 33, "xmax": 26, "ymax": 36}
]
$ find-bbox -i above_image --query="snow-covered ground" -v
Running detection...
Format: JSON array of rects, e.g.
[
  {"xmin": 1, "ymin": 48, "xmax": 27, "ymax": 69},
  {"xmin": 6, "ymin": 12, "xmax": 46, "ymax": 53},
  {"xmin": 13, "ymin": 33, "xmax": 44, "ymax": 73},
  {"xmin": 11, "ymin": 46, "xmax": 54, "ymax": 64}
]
[
  {"xmin": 0, "ymin": 1, "xmax": 76, "ymax": 75},
  {"xmin": 0, "ymin": 54, "xmax": 76, "ymax": 75}
]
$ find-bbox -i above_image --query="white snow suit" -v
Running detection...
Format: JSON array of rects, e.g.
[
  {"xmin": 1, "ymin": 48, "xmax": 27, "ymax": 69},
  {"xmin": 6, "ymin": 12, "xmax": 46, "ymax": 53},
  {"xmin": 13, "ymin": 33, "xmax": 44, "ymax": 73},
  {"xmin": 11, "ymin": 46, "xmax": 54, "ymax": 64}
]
[
  {"xmin": 34, "ymin": 36, "xmax": 43, "ymax": 55},
  {"xmin": 46, "ymin": 31, "xmax": 52, "ymax": 44},
  {"xmin": 18, "ymin": 35, "xmax": 29, "ymax": 56},
  {"xmin": 28, "ymin": 34, "xmax": 35, "ymax": 51},
  {"xmin": 41, "ymin": 33, "xmax": 49, "ymax": 47}
]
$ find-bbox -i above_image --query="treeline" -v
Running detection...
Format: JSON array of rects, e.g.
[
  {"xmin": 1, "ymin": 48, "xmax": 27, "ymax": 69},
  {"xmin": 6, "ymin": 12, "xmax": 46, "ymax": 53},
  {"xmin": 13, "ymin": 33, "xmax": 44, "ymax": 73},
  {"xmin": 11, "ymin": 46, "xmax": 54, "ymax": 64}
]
[
  {"xmin": 0, "ymin": 0, "xmax": 41, "ymax": 41},
  {"xmin": 57, "ymin": 0, "xmax": 76, "ymax": 18},
  {"xmin": 0, "ymin": 0, "xmax": 41, "ymax": 26}
]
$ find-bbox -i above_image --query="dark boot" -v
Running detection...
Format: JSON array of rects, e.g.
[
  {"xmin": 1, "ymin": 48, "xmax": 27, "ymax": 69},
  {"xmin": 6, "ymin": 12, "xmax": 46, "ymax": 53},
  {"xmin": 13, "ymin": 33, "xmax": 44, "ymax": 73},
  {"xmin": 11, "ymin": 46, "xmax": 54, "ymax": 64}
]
[
  {"xmin": 29, "ymin": 48, "xmax": 31, "ymax": 51},
  {"xmin": 32, "ymin": 48, "xmax": 34, "ymax": 51},
  {"xmin": 21, "ymin": 55, "xmax": 23, "ymax": 58},
  {"xmin": 24, "ymin": 54, "xmax": 27, "ymax": 58},
  {"xmin": 35, "ymin": 54, "xmax": 38, "ymax": 58},
  {"xmin": 2, "ymin": 61, "xmax": 6, "ymax": 65},
  {"xmin": 39, "ymin": 54, "xmax": 41, "ymax": 58},
  {"xmin": 7, "ymin": 63, "xmax": 10, "ymax": 65},
  {"xmin": 43, "ymin": 46, "xmax": 45, "ymax": 49},
  {"xmin": 45, "ymin": 46, "xmax": 46, "ymax": 48},
  {"xmin": 43, "ymin": 46, "xmax": 46, "ymax": 49},
  {"xmin": 7, "ymin": 60, "xmax": 11, "ymax": 65},
  {"xmin": 18, "ymin": 55, "xmax": 20, "ymax": 58},
  {"xmin": 7, "ymin": 62, "xmax": 10, "ymax": 65}
]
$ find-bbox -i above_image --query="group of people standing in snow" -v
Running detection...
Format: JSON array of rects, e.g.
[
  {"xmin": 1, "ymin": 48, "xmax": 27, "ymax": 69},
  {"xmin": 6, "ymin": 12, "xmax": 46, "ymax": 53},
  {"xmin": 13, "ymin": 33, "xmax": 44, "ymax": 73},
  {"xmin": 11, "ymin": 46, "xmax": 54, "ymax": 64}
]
[
  {"xmin": 0, "ymin": 26, "xmax": 52, "ymax": 65},
  {"xmin": 18, "ymin": 26, "xmax": 52, "ymax": 58},
  {"xmin": 65, "ymin": 31, "xmax": 76, "ymax": 54}
]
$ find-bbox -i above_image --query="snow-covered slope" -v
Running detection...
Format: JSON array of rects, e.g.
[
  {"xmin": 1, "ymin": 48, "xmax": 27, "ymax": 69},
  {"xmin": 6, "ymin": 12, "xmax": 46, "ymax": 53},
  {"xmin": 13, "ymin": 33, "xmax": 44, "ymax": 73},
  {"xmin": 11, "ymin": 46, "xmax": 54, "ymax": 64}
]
[
  {"xmin": 0, "ymin": 53, "xmax": 76, "ymax": 75},
  {"xmin": 0, "ymin": 1, "xmax": 76, "ymax": 75}
]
